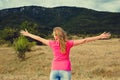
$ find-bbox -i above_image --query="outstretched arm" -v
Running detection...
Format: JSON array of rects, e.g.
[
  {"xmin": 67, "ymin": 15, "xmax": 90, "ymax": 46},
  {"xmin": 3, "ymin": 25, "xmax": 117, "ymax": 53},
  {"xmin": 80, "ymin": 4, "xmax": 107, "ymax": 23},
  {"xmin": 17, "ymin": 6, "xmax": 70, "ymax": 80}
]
[
  {"xmin": 20, "ymin": 29, "xmax": 49, "ymax": 45},
  {"xmin": 73, "ymin": 32, "xmax": 111, "ymax": 46}
]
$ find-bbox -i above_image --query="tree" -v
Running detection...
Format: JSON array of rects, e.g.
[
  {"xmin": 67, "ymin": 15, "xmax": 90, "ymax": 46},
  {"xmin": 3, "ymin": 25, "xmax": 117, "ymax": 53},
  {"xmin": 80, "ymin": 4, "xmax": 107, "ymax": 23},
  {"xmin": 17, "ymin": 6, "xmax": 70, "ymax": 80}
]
[
  {"xmin": 1, "ymin": 27, "xmax": 19, "ymax": 44},
  {"xmin": 20, "ymin": 20, "xmax": 39, "ymax": 35},
  {"xmin": 13, "ymin": 36, "xmax": 36, "ymax": 61}
]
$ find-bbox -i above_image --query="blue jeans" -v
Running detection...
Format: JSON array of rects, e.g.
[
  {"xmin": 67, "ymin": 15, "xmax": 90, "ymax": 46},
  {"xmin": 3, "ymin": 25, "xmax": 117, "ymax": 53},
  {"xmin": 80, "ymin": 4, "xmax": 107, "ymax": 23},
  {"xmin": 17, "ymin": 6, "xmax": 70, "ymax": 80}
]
[{"xmin": 50, "ymin": 70, "xmax": 71, "ymax": 80}]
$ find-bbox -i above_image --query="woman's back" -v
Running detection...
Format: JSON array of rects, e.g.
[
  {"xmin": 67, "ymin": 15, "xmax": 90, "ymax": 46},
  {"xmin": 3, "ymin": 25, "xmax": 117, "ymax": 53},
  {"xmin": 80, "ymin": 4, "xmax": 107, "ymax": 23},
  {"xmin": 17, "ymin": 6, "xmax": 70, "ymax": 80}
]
[{"xmin": 49, "ymin": 40, "xmax": 74, "ymax": 70}]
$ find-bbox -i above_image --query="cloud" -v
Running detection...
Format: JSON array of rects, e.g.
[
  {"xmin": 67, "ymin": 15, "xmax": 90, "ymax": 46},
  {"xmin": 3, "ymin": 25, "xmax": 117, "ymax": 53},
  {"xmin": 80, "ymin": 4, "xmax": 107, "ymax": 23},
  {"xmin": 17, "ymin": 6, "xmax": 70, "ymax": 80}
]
[
  {"xmin": 0, "ymin": 0, "xmax": 5, "ymax": 9},
  {"xmin": 85, "ymin": 0, "xmax": 120, "ymax": 12},
  {"xmin": 0, "ymin": 0, "xmax": 120, "ymax": 12},
  {"xmin": 98, "ymin": 0, "xmax": 120, "ymax": 12}
]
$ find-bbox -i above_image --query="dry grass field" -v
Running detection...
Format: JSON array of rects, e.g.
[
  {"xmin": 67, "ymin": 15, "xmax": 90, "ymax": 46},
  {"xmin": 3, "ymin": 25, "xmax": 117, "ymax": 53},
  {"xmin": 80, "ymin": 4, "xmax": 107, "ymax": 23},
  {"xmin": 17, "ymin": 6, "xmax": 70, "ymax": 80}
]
[{"xmin": 0, "ymin": 38, "xmax": 120, "ymax": 80}]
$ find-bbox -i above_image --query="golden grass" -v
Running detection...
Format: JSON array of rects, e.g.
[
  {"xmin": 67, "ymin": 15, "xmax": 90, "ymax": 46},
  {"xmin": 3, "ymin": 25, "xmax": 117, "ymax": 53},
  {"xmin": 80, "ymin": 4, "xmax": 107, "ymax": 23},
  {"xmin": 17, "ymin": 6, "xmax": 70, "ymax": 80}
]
[{"xmin": 0, "ymin": 38, "xmax": 120, "ymax": 80}]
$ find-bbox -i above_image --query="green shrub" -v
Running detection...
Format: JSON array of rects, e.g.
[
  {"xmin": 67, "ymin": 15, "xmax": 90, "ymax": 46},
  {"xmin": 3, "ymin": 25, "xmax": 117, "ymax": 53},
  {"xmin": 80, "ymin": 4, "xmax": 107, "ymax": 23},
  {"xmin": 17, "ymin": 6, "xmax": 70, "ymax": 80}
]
[
  {"xmin": 13, "ymin": 36, "xmax": 36, "ymax": 61},
  {"xmin": 0, "ymin": 39, "xmax": 6, "ymax": 45}
]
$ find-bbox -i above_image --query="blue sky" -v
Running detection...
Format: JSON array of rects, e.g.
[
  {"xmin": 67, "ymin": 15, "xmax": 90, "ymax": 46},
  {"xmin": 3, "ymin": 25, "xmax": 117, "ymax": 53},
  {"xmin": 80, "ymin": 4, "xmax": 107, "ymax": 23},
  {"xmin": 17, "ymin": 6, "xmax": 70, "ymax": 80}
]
[{"xmin": 0, "ymin": 0, "xmax": 120, "ymax": 12}]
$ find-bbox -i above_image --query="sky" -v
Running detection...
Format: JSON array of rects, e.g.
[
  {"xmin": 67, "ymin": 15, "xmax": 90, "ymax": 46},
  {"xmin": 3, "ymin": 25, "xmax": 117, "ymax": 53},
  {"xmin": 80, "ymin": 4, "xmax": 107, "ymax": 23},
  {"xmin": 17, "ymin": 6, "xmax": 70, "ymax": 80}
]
[{"xmin": 0, "ymin": 0, "xmax": 120, "ymax": 12}]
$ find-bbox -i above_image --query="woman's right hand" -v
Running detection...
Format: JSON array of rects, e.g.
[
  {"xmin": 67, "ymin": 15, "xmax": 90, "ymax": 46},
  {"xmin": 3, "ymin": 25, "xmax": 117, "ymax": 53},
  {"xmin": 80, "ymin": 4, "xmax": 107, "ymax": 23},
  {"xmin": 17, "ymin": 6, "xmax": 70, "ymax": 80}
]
[{"xmin": 20, "ymin": 29, "xmax": 30, "ymax": 36}]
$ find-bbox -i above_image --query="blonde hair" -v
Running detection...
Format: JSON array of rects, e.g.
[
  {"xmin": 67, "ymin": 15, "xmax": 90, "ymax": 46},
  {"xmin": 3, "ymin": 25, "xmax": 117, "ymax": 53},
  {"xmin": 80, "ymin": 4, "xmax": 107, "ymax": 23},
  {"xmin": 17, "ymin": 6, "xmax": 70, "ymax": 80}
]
[{"xmin": 53, "ymin": 27, "xmax": 67, "ymax": 53}]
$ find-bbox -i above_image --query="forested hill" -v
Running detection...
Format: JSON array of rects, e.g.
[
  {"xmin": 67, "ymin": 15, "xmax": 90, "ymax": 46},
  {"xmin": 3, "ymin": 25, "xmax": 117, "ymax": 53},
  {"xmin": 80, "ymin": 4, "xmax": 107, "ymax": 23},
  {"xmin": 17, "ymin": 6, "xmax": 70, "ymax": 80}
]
[{"xmin": 0, "ymin": 6, "xmax": 120, "ymax": 35}]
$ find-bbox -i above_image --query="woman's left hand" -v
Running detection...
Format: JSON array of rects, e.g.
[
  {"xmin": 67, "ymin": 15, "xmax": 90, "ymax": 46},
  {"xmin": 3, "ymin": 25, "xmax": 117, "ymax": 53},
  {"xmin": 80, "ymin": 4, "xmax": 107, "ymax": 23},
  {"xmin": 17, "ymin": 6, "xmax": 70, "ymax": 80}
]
[{"xmin": 99, "ymin": 32, "xmax": 111, "ymax": 39}]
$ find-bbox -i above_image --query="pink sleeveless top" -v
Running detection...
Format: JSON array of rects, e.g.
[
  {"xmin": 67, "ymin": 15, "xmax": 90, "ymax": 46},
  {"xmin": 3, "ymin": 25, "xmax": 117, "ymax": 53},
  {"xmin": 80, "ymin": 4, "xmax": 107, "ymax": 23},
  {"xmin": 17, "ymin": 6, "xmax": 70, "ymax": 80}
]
[{"xmin": 49, "ymin": 40, "xmax": 74, "ymax": 71}]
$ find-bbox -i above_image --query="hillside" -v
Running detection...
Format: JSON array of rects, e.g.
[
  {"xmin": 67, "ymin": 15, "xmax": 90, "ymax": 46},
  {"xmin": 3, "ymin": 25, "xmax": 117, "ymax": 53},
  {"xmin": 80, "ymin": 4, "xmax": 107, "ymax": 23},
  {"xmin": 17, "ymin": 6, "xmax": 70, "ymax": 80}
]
[
  {"xmin": 0, "ymin": 6, "xmax": 120, "ymax": 35},
  {"xmin": 0, "ymin": 39, "xmax": 120, "ymax": 80}
]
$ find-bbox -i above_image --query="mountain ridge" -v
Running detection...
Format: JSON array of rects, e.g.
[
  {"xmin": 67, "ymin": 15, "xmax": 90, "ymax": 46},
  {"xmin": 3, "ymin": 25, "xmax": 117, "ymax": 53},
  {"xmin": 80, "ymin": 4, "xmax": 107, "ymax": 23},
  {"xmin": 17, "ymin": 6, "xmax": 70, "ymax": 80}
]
[{"xmin": 0, "ymin": 6, "xmax": 120, "ymax": 35}]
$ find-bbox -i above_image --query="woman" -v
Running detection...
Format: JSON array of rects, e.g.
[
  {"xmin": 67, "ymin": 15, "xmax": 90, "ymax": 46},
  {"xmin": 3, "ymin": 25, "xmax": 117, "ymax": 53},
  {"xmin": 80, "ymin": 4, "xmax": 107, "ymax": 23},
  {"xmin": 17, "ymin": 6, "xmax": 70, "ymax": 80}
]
[{"xmin": 20, "ymin": 27, "xmax": 111, "ymax": 80}]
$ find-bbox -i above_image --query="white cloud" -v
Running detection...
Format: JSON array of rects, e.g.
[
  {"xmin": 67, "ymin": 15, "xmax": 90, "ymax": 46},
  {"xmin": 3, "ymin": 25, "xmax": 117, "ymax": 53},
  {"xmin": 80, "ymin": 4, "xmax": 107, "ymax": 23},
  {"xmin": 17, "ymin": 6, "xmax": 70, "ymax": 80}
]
[
  {"xmin": 0, "ymin": 0, "xmax": 5, "ymax": 9},
  {"xmin": 98, "ymin": 0, "xmax": 120, "ymax": 12}
]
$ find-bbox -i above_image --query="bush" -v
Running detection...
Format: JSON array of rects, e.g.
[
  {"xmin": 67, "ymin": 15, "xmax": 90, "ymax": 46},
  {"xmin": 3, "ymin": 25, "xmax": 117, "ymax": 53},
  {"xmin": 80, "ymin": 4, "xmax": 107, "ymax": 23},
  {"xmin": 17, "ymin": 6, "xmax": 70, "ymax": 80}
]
[
  {"xmin": 1, "ymin": 27, "xmax": 19, "ymax": 44},
  {"xmin": 0, "ymin": 39, "xmax": 6, "ymax": 45},
  {"xmin": 13, "ymin": 36, "xmax": 36, "ymax": 61}
]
